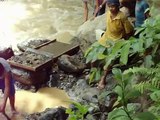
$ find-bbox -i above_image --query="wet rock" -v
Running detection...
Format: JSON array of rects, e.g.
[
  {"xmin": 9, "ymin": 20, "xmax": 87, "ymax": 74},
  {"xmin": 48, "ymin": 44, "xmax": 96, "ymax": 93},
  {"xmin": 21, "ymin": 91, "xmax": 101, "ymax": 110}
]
[
  {"xmin": 98, "ymin": 91, "xmax": 118, "ymax": 112},
  {"xmin": 57, "ymin": 54, "xmax": 86, "ymax": 74},
  {"xmin": 85, "ymin": 114, "xmax": 97, "ymax": 120},
  {"xmin": 26, "ymin": 107, "xmax": 68, "ymax": 120},
  {"xmin": 0, "ymin": 46, "xmax": 14, "ymax": 60},
  {"xmin": 17, "ymin": 39, "xmax": 50, "ymax": 52}
]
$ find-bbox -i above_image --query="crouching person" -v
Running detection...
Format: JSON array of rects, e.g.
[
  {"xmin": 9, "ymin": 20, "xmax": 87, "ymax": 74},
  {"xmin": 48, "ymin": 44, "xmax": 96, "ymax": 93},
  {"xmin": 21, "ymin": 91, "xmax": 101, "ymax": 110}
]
[{"xmin": 0, "ymin": 57, "xmax": 17, "ymax": 115}]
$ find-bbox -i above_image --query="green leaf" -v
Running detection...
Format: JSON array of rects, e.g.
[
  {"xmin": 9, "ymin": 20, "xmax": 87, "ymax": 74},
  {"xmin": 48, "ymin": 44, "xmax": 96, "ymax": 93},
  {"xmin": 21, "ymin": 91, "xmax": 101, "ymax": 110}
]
[
  {"xmin": 150, "ymin": 90, "xmax": 160, "ymax": 102},
  {"xmin": 85, "ymin": 51, "xmax": 94, "ymax": 63},
  {"xmin": 84, "ymin": 46, "xmax": 92, "ymax": 57},
  {"xmin": 89, "ymin": 72, "xmax": 96, "ymax": 84},
  {"xmin": 125, "ymin": 89, "xmax": 141, "ymax": 100},
  {"xmin": 108, "ymin": 108, "xmax": 130, "ymax": 120},
  {"xmin": 95, "ymin": 69, "xmax": 101, "ymax": 81},
  {"xmin": 97, "ymin": 53, "xmax": 106, "ymax": 60},
  {"xmin": 152, "ymin": 44, "xmax": 159, "ymax": 55},
  {"xmin": 114, "ymin": 85, "xmax": 123, "ymax": 98},
  {"xmin": 112, "ymin": 68, "xmax": 122, "ymax": 82},
  {"xmin": 134, "ymin": 112, "xmax": 157, "ymax": 120},
  {"xmin": 120, "ymin": 42, "xmax": 130, "ymax": 65},
  {"xmin": 154, "ymin": 33, "xmax": 160, "ymax": 39},
  {"xmin": 112, "ymin": 41, "xmax": 125, "ymax": 55},
  {"xmin": 144, "ymin": 55, "xmax": 154, "ymax": 68},
  {"xmin": 134, "ymin": 27, "xmax": 145, "ymax": 36},
  {"xmin": 131, "ymin": 42, "xmax": 140, "ymax": 53},
  {"xmin": 144, "ymin": 38, "xmax": 153, "ymax": 48}
]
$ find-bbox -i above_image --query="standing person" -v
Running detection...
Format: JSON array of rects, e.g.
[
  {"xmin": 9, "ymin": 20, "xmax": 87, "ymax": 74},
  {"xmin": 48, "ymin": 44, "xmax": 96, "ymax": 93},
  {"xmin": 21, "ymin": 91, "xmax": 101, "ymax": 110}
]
[
  {"xmin": 97, "ymin": 0, "xmax": 134, "ymax": 89},
  {"xmin": 93, "ymin": 0, "xmax": 106, "ymax": 18},
  {"xmin": 0, "ymin": 57, "xmax": 17, "ymax": 115},
  {"xmin": 82, "ymin": 0, "xmax": 106, "ymax": 22},
  {"xmin": 135, "ymin": 0, "xmax": 149, "ymax": 27}
]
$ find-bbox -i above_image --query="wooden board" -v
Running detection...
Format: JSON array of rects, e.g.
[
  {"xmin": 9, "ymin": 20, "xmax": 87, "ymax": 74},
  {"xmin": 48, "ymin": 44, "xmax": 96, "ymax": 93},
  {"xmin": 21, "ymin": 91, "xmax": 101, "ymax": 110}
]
[{"xmin": 35, "ymin": 40, "xmax": 79, "ymax": 61}]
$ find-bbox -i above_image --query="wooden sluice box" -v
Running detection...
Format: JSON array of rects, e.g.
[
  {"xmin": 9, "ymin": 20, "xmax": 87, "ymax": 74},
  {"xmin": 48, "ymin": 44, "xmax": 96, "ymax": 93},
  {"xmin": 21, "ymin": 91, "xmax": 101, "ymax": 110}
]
[
  {"xmin": 8, "ymin": 40, "xmax": 80, "ymax": 87},
  {"xmin": 8, "ymin": 48, "xmax": 53, "ymax": 87}
]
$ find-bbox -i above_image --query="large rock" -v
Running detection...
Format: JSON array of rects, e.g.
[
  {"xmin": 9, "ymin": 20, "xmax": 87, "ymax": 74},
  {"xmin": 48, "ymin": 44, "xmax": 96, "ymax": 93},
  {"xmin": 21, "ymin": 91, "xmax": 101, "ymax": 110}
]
[
  {"xmin": 25, "ymin": 107, "xmax": 68, "ymax": 120},
  {"xmin": 57, "ymin": 54, "xmax": 86, "ymax": 74},
  {"xmin": 75, "ymin": 14, "xmax": 106, "ymax": 52}
]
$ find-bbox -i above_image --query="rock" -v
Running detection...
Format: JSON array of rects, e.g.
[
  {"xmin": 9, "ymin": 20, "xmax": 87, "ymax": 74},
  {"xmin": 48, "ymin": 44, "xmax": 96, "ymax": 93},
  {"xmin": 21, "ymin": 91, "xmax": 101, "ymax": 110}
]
[
  {"xmin": 57, "ymin": 54, "xmax": 86, "ymax": 74},
  {"xmin": 17, "ymin": 39, "xmax": 50, "ymax": 52},
  {"xmin": 75, "ymin": 15, "xmax": 106, "ymax": 52},
  {"xmin": 26, "ymin": 107, "xmax": 68, "ymax": 120},
  {"xmin": 0, "ymin": 46, "xmax": 14, "ymax": 60}
]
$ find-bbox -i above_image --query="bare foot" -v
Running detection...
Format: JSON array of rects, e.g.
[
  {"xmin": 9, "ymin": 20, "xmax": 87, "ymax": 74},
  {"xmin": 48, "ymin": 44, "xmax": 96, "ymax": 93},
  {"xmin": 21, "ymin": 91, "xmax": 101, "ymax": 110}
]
[
  {"xmin": 97, "ymin": 84, "xmax": 105, "ymax": 90},
  {"xmin": 11, "ymin": 110, "xmax": 19, "ymax": 115}
]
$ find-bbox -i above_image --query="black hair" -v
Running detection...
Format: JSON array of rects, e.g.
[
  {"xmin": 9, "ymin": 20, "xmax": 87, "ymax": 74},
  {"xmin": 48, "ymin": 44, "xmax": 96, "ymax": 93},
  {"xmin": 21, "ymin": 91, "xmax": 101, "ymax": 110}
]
[{"xmin": 0, "ymin": 63, "xmax": 4, "ymax": 77}]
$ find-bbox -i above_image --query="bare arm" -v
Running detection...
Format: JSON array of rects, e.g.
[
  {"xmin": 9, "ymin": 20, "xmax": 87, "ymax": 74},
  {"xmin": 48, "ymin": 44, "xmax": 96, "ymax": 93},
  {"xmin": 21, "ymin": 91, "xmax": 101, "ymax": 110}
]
[
  {"xmin": 94, "ymin": 0, "xmax": 107, "ymax": 18},
  {"xmin": 83, "ymin": 2, "xmax": 89, "ymax": 22},
  {"xmin": 93, "ymin": 0, "xmax": 99, "ymax": 18}
]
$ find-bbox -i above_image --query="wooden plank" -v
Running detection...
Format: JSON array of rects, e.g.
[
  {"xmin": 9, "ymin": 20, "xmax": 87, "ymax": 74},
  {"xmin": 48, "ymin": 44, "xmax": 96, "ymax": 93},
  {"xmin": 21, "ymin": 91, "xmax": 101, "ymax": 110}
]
[
  {"xmin": 34, "ymin": 39, "xmax": 56, "ymax": 49},
  {"xmin": 36, "ymin": 41, "xmax": 80, "ymax": 61}
]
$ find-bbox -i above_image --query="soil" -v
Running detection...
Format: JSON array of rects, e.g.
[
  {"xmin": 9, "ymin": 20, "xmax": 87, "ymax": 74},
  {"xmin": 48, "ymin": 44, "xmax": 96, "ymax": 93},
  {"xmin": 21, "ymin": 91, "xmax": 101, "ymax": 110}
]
[{"xmin": 9, "ymin": 50, "xmax": 51, "ymax": 68}]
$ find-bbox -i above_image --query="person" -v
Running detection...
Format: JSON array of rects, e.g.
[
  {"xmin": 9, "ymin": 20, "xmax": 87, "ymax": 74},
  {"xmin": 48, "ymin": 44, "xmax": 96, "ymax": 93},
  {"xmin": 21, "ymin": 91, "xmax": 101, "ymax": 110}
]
[
  {"xmin": 97, "ymin": 0, "xmax": 134, "ymax": 89},
  {"xmin": 82, "ymin": 0, "xmax": 106, "ymax": 22},
  {"xmin": 135, "ymin": 0, "xmax": 150, "ymax": 27},
  {"xmin": 0, "ymin": 57, "xmax": 17, "ymax": 114},
  {"xmin": 93, "ymin": 0, "xmax": 106, "ymax": 18}
]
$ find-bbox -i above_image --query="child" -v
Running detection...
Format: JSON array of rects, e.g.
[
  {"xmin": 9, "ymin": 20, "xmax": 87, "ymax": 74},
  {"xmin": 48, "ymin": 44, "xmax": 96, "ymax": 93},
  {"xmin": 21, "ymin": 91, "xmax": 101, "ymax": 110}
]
[
  {"xmin": 97, "ymin": 0, "xmax": 134, "ymax": 89},
  {"xmin": 0, "ymin": 57, "xmax": 17, "ymax": 114},
  {"xmin": 135, "ymin": 0, "xmax": 149, "ymax": 27}
]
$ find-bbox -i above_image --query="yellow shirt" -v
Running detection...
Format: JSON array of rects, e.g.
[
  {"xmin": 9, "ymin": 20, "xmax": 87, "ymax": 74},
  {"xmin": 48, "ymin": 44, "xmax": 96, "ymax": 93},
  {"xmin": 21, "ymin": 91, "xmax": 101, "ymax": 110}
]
[{"xmin": 98, "ymin": 11, "xmax": 133, "ymax": 46}]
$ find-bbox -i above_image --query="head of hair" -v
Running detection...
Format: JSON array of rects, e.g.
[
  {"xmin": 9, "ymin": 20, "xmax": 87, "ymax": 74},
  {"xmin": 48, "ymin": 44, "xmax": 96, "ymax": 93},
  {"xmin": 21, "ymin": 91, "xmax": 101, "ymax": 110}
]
[
  {"xmin": 107, "ymin": 0, "xmax": 120, "ymax": 6},
  {"xmin": 0, "ymin": 63, "xmax": 4, "ymax": 78}
]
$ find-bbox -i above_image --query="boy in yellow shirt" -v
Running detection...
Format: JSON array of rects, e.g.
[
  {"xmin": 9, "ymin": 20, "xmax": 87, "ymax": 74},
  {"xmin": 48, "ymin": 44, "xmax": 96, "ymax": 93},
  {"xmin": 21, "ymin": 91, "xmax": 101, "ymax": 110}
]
[{"xmin": 97, "ymin": 0, "xmax": 134, "ymax": 89}]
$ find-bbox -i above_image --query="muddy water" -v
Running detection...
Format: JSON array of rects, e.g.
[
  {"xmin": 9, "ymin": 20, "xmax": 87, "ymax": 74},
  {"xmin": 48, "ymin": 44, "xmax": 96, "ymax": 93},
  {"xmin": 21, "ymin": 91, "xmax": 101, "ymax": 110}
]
[
  {"xmin": 0, "ymin": 87, "xmax": 71, "ymax": 120},
  {"xmin": 0, "ymin": 1, "xmax": 93, "ymax": 119}
]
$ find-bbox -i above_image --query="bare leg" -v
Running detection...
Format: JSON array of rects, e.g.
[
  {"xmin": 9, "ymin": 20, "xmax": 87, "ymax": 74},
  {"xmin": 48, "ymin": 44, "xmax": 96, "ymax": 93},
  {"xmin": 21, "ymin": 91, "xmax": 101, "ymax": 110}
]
[
  {"xmin": 9, "ymin": 95, "xmax": 18, "ymax": 114},
  {"xmin": 1, "ymin": 113, "xmax": 11, "ymax": 120},
  {"xmin": 97, "ymin": 69, "xmax": 109, "ymax": 90},
  {"xmin": 83, "ymin": 2, "xmax": 88, "ymax": 22}
]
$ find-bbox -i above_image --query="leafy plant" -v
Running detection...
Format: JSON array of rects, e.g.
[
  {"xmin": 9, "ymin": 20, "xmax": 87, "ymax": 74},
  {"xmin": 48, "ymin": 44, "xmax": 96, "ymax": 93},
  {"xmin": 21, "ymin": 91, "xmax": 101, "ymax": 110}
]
[
  {"xmin": 66, "ymin": 101, "xmax": 88, "ymax": 120},
  {"xmin": 124, "ymin": 66, "xmax": 160, "ymax": 93},
  {"xmin": 108, "ymin": 68, "xmax": 157, "ymax": 120},
  {"xmin": 85, "ymin": 12, "xmax": 160, "ymax": 83}
]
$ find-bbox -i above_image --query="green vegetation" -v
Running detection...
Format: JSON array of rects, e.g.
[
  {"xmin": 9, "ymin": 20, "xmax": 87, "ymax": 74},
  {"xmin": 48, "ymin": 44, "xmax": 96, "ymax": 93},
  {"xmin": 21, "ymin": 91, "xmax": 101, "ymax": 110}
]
[
  {"xmin": 66, "ymin": 102, "xmax": 89, "ymax": 120},
  {"xmin": 66, "ymin": 1, "xmax": 160, "ymax": 120}
]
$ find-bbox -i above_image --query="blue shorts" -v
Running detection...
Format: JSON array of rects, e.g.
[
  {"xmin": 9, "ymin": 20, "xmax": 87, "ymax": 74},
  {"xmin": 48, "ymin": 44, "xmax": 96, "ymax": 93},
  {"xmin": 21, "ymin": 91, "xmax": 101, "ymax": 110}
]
[{"xmin": 0, "ymin": 79, "xmax": 15, "ymax": 96}]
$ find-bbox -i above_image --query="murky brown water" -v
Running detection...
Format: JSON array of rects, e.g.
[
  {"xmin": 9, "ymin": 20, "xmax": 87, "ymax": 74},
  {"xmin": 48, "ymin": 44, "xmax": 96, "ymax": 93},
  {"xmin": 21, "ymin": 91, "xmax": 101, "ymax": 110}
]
[
  {"xmin": 0, "ymin": 87, "xmax": 70, "ymax": 120},
  {"xmin": 0, "ymin": 1, "xmax": 94, "ymax": 119}
]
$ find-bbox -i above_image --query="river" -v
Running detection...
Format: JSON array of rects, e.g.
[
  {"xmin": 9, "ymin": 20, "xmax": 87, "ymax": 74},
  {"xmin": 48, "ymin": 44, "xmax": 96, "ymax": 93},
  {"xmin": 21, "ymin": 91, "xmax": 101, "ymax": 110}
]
[
  {"xmin": 0, "ymin": 0, "xmax": 95, "ymax": 119},
  {"xmin": 0, "ymin": 0, "xmax": 94, "ymax": 50}
]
